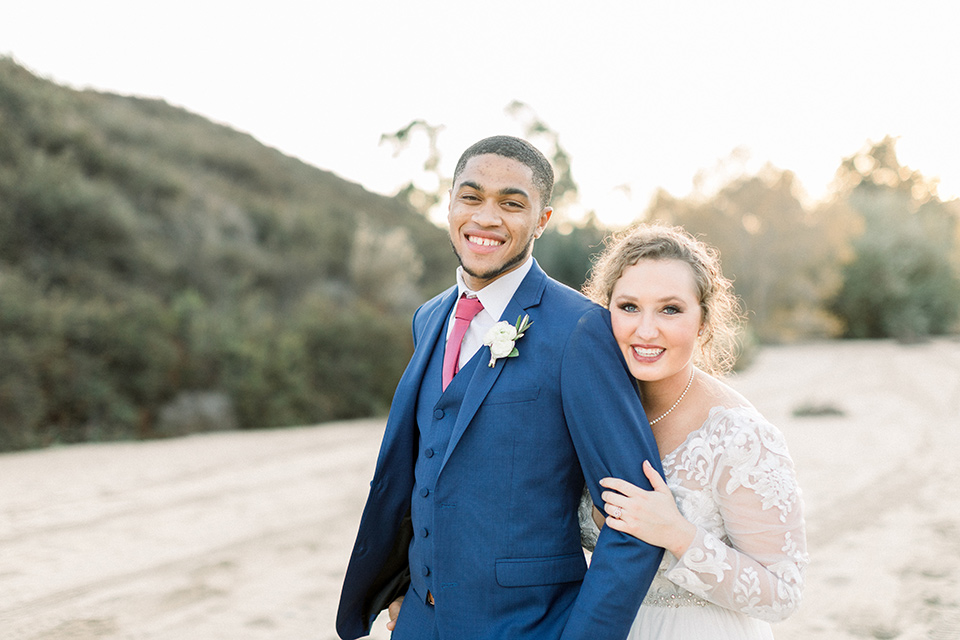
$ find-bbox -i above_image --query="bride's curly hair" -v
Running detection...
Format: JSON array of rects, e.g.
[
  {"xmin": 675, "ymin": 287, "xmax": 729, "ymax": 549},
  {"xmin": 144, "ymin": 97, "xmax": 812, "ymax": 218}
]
[{"xmin": 583, "ymin": 223, "xmax": 743, "ymax": 377}]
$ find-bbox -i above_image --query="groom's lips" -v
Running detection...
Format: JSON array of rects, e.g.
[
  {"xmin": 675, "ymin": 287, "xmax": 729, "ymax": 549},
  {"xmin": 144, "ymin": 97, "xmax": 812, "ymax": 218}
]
[{"xmin": 465, "ymin": 232, "xmax": 505, "ymax": 252}]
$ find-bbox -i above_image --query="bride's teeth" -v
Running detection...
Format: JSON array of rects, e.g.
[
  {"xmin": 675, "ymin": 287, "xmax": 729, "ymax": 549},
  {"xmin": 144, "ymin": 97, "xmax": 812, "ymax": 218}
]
[{"xmin": 633, "ymin": 347, "xmax": 664, "ymax": 358}]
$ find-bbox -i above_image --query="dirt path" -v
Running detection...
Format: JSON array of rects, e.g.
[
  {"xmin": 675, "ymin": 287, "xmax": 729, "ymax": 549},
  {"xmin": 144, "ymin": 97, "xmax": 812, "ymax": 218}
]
[
  {"xmin": 2, "ymin": 339, "xmax": 959, "ymax": 639},
  {"xmin": 1, "ymin": 420, "xmax": 387, "ymax": 639}
]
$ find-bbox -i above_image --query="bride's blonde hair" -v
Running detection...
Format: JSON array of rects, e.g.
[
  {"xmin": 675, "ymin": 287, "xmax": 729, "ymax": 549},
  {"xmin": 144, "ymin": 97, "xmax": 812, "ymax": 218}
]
[{"xmin": 583, "ymin": 224, "xmax": 743, "ymax": 376}]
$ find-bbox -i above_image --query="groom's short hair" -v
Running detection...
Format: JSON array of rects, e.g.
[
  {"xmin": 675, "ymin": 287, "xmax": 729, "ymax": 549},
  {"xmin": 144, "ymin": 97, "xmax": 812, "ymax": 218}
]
[{"xmin": 453, "ymin": 136, "xmax": 554, "ymax": 210}]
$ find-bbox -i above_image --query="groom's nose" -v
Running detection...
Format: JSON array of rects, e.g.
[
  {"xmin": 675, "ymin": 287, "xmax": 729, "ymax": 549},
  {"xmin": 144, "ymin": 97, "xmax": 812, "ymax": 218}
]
[{"xmin": 472, "ymin": 200, "xmax": 502, "ymax": 227}]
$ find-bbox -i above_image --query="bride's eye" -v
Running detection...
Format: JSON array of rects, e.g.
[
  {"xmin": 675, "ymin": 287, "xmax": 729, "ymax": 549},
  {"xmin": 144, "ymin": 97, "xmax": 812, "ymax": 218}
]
[
  {"xmin": 618, "ymin": 302, "xmax": 638, "ymax": 313},
  {"xmin": 662, "ymin": 305, "xmax": 681, "ymax": 315}
]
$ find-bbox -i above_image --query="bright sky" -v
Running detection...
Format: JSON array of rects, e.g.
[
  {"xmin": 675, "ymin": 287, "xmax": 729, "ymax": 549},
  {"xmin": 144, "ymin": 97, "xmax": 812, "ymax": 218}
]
[{"xmin": 2, "ymin": 0, "xmax": 958, "ymax": 227}]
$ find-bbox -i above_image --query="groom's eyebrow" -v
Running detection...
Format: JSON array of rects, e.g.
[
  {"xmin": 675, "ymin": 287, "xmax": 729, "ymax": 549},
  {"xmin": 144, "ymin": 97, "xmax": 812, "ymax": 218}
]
[
  {"xmin": 498, "ymin": 187, "xmax": 530, "ymax": 200},
  {"xmin": 457, "ymin": 182, "xmax": 530, "ymax": 200}
]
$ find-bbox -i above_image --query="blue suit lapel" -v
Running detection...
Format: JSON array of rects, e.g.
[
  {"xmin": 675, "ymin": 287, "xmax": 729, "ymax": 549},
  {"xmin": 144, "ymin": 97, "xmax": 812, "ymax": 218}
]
[
  {"xmin": 439, "ymin": 262, "xmax": 548, "ymax": 473},
  {"xmin": 390, "ymin": 287, "xmax": 456, "ymax": 431}
]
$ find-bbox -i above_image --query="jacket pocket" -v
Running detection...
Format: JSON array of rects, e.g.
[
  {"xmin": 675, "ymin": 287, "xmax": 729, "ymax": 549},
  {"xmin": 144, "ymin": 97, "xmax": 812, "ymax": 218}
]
[
  {"xmin": 495, "ymin": 552, "xmax": 586, "ymax": 587},
  {"xmin": 484, "ymin": 385, "xmax": 540, "ymax": 405}
]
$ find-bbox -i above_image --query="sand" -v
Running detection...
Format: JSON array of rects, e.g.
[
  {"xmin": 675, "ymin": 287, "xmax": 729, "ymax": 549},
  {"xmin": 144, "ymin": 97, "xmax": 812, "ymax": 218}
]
[{"xmin": 2, "ymin": 339, "xmax": 959, "ymax": 639}]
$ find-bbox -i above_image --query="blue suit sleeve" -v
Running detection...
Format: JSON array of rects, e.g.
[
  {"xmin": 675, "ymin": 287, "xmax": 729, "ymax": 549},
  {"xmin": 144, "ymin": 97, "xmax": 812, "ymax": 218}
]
[{"xmin": 559, "ymin": 307, "xmax": 665, "ymax": 640}]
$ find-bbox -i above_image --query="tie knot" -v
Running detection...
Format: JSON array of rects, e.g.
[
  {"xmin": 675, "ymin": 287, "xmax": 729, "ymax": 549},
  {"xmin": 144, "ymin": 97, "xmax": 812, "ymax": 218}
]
[{"xmin": 455, "ymin": 295, "xmax": 484, "ymax": 321}]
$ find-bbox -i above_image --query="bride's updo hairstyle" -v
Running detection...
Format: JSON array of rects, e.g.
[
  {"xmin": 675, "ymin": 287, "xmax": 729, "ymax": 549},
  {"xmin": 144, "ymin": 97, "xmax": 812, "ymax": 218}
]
[{"xmin": 583, "ymin": 223, "xmax": 742, "ymax": 376}]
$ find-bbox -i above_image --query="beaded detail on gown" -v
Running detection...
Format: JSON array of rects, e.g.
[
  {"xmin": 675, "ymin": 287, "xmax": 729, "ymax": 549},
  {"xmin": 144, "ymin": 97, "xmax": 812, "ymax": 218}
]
[{"xmin": 579, "ymin": 405, "xmax": 808, "ymax": 639}]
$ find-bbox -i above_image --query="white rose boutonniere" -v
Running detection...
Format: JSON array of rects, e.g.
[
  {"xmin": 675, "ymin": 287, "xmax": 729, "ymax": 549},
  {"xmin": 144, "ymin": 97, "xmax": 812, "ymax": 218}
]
[{"xmin": 482, "ymin": 314, "xmax": 533, "ymax": 367}]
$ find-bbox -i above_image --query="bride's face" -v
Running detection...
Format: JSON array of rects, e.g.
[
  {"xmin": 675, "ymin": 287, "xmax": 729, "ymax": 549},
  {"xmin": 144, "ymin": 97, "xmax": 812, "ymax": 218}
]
[{"xmin": 609, "ymin": 258, "xmax": 703, "ymax": 384}]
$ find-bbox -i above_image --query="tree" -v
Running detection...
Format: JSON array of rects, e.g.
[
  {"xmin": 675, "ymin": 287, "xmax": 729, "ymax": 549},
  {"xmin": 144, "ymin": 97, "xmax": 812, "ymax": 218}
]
[{"xmin": 829, "ymin": 137, "xmax": 960, "ymax": 339}]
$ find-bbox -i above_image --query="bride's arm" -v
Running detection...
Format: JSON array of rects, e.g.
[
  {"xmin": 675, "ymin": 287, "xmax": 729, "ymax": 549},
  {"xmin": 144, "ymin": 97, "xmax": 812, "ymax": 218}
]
[{"xmin": 600, "ymin": 419, "xmax": 808, "ymax": 622}]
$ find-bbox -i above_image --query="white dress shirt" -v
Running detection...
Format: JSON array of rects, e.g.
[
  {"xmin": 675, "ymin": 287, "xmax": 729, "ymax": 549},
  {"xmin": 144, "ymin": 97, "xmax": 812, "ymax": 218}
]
[{"xmin": 446, "ymin": 257, "xmax": 534, "ymax": 371}]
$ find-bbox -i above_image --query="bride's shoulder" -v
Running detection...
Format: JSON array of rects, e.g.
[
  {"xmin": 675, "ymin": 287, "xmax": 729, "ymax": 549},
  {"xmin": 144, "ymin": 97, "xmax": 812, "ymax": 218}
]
[
  {"xmin": 698, "ymin": 372, "xmax": 752, "ymax": 410},
  {"xmin": 695, "ymin": 374, "xmax": 782, "ymax": 443}
]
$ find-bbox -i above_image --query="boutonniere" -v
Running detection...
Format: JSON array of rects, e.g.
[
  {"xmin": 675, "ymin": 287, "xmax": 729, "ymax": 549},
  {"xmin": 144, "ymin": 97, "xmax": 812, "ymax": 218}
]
[{"xmin": 482, "ymin": 314, "xmax": 533, "ymax": 367}]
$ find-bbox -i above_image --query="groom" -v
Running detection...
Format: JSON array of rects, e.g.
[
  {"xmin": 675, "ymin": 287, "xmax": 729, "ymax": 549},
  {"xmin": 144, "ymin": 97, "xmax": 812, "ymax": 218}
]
[{"xmin": 336, "ymin": 136, "xmax": 663, "ymax": 639}]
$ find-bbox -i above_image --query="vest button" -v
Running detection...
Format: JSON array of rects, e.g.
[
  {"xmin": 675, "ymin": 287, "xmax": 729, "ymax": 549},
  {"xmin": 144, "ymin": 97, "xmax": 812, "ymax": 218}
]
[
  {"xmin": 424, "ymin": 448, "xmax": 434, "ymax": 458},
  {"xmin": 421, "ymin": 527, "xmax": 429, "ymax": 538},
  {"xmin": 433, "ymin": 409, "xmax": 445, "ymax": 420},
  {"xmin": 419, "ymin": 487, "xmax": 430, "ymax": 498},
  {"xmin": 422, "ymin": 565, "xmax": 430, "ymax": 576}
]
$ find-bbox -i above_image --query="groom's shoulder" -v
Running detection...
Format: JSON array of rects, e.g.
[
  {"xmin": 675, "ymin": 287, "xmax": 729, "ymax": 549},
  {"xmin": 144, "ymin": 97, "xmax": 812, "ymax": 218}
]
[
  {"xmin": 420, "ymin": 285, "xmax": 456, "ymax": 313},
  {"xmin": 541, "ymin": 275, "xmax": 602, "ymax": 318},
  {"xmin": 411, "ymin": 285, "xmax": 455, "ymax": 330}
]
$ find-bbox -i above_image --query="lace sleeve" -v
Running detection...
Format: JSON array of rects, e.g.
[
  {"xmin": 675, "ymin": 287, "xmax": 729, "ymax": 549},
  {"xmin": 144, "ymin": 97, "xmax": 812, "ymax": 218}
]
[
  {"xmin": 578, "ymin": 483, "xmax": 600, "ymax": 551},
  {"xmin": 664, "ymin": 410, "xmax": 809, "ymax": 622}
]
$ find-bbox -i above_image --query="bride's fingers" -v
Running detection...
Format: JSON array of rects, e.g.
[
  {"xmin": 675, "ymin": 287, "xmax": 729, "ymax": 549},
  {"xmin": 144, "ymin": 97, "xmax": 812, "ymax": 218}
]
[
  {"xmin": 600, "ymin": 492, "xmax": 621, "ymax": 513},
  {"xmin": 643, "ymin": 460, "xmax": 671, "ymax": 493},
  {"xmin": 599, "ymin": 476, "xmax": 640, "ymax": 497}
]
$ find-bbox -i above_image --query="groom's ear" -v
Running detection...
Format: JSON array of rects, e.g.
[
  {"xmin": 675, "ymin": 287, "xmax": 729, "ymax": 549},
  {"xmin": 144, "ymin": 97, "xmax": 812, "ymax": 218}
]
[{"xmin": 534, "ymin": 206, "xmax": 553, "ymax": 239}]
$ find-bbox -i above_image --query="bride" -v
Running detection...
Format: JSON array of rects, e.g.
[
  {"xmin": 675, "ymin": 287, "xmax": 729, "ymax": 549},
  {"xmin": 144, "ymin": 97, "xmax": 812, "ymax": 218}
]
[{"xmin": 580, "ymin": 224, "xmax": 808, "ymax": 639}]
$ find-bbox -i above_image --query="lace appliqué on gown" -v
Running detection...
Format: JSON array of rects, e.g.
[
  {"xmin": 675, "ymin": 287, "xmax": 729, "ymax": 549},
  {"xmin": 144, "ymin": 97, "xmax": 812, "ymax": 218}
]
[{"xmin": 578, "ymin": 405, "xmax": 808, "ymax": 624}]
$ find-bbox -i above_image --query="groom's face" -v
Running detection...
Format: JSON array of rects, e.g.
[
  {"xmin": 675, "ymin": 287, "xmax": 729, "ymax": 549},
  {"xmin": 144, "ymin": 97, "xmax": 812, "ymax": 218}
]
[{"xmin": 447, "ymin": 154, "xmax": 552, "ymax": 291}]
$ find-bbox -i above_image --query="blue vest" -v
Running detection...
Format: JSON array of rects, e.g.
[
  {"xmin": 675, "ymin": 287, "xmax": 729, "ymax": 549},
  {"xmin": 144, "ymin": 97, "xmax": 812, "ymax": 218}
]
[{"xmin": 409, "ymin": 325, "xmax": 482, "ymax": 599}]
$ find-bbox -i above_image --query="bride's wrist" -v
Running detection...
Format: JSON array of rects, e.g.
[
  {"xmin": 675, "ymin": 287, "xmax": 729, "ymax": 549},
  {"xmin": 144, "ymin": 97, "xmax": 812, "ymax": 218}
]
[{"xmin": 667, "ymin": 520, "xmax": 697, "ymax": 558}]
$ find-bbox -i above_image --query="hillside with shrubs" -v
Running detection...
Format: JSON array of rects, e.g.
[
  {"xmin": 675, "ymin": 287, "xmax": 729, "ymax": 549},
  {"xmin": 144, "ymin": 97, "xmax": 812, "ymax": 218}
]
[{"xmin": 0, "ymin": 57, "xmax": 457, "ymax": 450}]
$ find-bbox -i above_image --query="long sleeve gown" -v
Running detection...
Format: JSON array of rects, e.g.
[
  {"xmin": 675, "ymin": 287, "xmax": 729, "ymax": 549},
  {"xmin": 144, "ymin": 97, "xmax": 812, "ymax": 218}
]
[{"xmin": 580, "ymin": 404, "xmax": 809, "ymax": 639}]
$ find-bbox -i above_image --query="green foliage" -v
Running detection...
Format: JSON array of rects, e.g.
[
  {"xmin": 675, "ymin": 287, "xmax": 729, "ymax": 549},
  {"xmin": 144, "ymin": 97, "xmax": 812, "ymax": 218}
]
[
  {"xmin": 638, "ymin": 139, "xmax": 960, "ymax": 344},
  {"xmin": 829, "ymin": 138, "xmax": 960, "ymax": 340},
  {"xmin": 533, "ymin": 213, "xmax": 608, "ymax": 290},
  {"xmin": 0, "ymin": 57, "xmax": 455, "ymax": 451}
]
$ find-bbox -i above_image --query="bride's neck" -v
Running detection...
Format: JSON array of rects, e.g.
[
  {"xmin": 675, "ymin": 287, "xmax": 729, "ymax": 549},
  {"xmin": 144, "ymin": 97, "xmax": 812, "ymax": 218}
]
[{"xmin": 638, "ymin": 367, "xmax": 696, "ymax": 417}]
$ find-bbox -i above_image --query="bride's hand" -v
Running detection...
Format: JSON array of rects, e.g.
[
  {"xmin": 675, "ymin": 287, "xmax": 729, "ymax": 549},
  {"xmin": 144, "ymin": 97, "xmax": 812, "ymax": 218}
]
[{"xmin": 600, "ymin": 460, "xmax": 696, "ymax": 558}]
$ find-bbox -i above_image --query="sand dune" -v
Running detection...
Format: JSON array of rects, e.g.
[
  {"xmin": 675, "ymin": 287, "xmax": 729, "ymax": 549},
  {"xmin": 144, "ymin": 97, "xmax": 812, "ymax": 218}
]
[{"xmin": 2, "ymin": 339, "xmax": 959, "ymax": 639}]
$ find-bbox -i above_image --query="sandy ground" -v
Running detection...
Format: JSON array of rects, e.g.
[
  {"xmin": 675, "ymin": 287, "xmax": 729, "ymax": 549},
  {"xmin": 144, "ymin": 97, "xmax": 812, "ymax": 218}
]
[{"xmin": 2, "ymin": 339, "xmax": 959, "ymax": 640}]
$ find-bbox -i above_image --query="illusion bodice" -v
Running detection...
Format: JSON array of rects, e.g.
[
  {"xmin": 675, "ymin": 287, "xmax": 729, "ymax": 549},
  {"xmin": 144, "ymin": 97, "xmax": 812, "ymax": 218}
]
[{"xmin": 580, "ymin": 404, "xmax": 808, "ymax": 623}]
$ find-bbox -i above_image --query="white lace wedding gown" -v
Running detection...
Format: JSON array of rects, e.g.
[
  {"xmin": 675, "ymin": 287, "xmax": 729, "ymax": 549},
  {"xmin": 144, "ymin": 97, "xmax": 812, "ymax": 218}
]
[{"xmin": 580, "ymin": 404, "xmax": 808, "ymax": 639}]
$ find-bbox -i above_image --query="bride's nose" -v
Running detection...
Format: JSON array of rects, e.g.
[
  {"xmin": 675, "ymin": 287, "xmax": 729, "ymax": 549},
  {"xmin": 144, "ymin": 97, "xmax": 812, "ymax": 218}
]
[{"xmin": 633, "ymin": 312, "xmax": 659, "ymax": 339}]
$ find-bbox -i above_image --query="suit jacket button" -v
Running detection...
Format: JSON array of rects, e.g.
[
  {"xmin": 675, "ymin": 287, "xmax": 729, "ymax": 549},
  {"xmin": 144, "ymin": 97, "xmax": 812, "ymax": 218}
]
[
  {"xmin": 433, "ymin": 409, "xmax": 444, "ymax": 420},
  {"xmin": 420, "ymin": 527, "xmax": 429, "ymax": 538},
  {"xmin": 424, "ymin": 448, "xmax": 434, "ymax": 458},
  {"xmin": 422, "ymin": 565, "xmax": 430, "ymax": 576},
  {"xmin": 419, "ymin": 487, "xmax": 430, "ymax": 498}
]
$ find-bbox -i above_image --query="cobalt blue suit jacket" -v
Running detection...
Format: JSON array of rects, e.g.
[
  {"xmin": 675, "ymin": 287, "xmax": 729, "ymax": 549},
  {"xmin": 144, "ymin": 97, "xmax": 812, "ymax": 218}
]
[{"xmin": 337, "ymin": 261, "xmax": 663, "ymax": 639}]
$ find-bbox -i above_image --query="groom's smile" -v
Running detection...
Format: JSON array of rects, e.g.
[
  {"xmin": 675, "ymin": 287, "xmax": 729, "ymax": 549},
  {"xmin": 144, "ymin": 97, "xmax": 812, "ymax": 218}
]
[{"xmin": 447, "ymin": 153, "xmax": 552, "ymax": 291}]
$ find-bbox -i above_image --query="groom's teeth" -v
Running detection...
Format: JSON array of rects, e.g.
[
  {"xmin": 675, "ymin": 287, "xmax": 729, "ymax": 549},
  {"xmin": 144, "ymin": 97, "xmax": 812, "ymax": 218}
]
[
  {"xmin": 469, "ymin": 235, "xmax": 503, "ymax": 247},
  {"xmin": 633, "ymin": 347, "xmax": 664, "ymax": 358}
]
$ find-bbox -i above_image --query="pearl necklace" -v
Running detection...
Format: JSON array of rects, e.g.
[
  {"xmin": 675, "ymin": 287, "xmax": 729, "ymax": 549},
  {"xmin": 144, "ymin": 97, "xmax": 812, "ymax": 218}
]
[{"xmin": 649, "ymin": 369, "xmax": 696, "ymax": 426}]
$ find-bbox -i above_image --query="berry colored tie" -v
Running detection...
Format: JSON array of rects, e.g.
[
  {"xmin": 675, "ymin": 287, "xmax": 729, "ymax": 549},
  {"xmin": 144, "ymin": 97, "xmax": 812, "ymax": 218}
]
[{"xmin": 442, "ymin": 294, "xmax": 484, "ymax": 390}]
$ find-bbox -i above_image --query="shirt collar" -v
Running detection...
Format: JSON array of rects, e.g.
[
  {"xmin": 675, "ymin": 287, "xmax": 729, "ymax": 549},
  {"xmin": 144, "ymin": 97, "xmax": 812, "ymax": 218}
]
[{"xmin": 456, "ymin": 257, "xmax": 533, "ymax": 323}]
